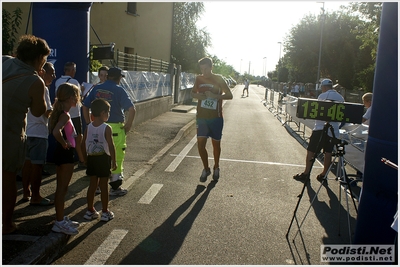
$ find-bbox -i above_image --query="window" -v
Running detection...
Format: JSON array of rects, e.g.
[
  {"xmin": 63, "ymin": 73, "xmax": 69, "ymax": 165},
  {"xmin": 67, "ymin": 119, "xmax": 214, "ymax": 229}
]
[{"xmin": 126, "ymin": 3, "xmax": 138, "ymax": 16}]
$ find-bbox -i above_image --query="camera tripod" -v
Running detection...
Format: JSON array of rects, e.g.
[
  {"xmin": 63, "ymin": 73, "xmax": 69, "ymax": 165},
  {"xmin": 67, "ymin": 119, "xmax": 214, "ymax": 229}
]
[{"xmin": 286, "ymin": 122, "xmax": 360, "ymax": 243}]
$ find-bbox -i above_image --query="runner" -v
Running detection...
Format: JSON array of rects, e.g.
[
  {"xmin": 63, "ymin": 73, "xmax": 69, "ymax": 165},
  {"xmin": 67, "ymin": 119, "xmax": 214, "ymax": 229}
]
[{"xmin": 191, "ymin": 57, "xmax": 233, "ymax": 182}]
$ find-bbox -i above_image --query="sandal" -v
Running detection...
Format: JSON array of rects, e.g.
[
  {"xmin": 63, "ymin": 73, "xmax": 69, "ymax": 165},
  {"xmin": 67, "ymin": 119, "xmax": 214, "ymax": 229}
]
[
  {"xmin": 316, "ymin": 174, "xmax": 326, "ymax": 182},
  {"xmin": 29, "ymin": 198, "xmax": 54, "ymax": 206},
  {"xmin": 293, "ymin": 173, "xmax": 308, "ymax": 181},
  {"xmin": 21, "ymin": 197, "xmax": 31, "ymax": 202}
]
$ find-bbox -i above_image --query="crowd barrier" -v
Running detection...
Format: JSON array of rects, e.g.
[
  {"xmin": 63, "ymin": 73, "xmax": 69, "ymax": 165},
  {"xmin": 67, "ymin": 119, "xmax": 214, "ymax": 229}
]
[{"xmin": 264, "ymin": 88, "xmax": 368, "ymax": 173}]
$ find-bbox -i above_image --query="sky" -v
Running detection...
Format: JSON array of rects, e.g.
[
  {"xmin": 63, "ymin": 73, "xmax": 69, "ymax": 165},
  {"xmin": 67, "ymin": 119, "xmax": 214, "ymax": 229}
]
[{"xmin": 196, "ymin": 1, "xmax": 352, "ymax": 77}]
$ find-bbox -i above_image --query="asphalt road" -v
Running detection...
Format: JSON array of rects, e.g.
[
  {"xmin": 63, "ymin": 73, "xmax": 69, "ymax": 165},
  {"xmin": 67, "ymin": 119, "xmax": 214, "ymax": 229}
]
[{"xmin": 48, "ymin": 85, "xmax": 358, "ymax": 264}]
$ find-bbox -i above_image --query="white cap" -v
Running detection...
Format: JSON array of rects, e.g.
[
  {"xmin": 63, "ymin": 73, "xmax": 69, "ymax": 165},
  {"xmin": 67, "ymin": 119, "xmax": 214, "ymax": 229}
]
[{"xmin": 320, "ymin": 79, "xmax": 333, "ymax": 86}]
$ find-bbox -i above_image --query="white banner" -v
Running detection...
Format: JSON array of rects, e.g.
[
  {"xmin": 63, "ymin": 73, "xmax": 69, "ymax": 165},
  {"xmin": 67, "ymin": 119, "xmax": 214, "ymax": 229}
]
[
  {"xmin": 119, "ymin": 71, "xmax": 171, "ymax": 102},
  {"xmin": 180, "ymin": 72, "xmax": 195, "ymax": 90}
]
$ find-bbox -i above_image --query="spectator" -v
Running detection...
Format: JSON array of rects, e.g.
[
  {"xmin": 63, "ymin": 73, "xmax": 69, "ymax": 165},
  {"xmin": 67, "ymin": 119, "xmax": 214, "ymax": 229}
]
[
  {"xmin": 293, "ymin": 83, "xmax": 300, "ymax": 97},
  {"xmin": 362, "ymin": 92, "xmax": 373, "ymax": 125},
  {"xmin": 97, "ymin": 65, "xmax": 109, "ymax": 84},
  {"xmin": 191, "ymin": 57, "xmax": 233, "ymax": 182},
  {"xmin": 22, "ymin": 62, "xmax": 56, "ymax": 205},
  {"xmin": 55, "ymin": 62, "xmax": 86, "ymax": 168},
  {"xmin": 293, "ymin": 79, "xmax": 344, "ymax": 182},
  {"xmin": 48, "ymin": 83, "xmax": 81, "ymax": 235},
  {"xmin": 300, "ymin": 84, "xmax": 305, "ymax": 96},
  {"xmin": 82, "ymin": 65, "xmax": 109, "ymax": 102},
  {"xmin": 82, "ymin": 67, "xmax": 136, "ymax": 196},
  {"xmin": 2, "ymin": 34, "xmax": 50, "ymax": 234},
  {"xmin": 279, "ymin": 83, "xmax": 288, "ymax": 102},
  {"xmin": 82, "ymin": 98, "xmax": 117, "ymax": 222}
]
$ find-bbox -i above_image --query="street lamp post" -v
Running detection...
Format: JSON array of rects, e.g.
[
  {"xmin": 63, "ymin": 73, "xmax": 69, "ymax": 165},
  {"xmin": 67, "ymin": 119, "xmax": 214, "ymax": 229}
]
[
  {"xmin": 316, "ymin": 2, "xmax": 325, "ymax": 91},
  {"xmin": 248, "ymin": 61, "xmax": 251, "ymax": 75},
  {"xmin": 277, "ymin": 42, "xmax": 282, "ymax": 85},
  {"xmin": 263, "ymin": 57, "xmax": 267, "ymax": 77}
]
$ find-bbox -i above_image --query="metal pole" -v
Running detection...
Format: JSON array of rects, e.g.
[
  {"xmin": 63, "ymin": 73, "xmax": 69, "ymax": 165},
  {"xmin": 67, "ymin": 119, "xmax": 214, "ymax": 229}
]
[{"xmin": 316, "ymin": 2, "xmax": 325, "ymax": 89}]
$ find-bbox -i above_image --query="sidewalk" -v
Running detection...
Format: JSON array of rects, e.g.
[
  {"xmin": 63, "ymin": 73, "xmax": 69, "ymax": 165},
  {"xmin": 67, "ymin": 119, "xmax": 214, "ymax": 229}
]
[{"xmin": 2, "ymin": 105, "xmax": 196, "ymax": 265}]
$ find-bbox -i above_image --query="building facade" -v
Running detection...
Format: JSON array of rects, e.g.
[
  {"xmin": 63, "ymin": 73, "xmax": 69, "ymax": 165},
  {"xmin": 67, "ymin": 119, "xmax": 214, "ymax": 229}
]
[{"xmin": 2, "ymin": 2, "xmax": 173, "ymax": 62}]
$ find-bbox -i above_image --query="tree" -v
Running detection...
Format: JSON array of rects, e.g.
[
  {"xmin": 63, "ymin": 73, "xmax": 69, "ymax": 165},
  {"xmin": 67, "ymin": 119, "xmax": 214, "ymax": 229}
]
[
  {"xmin": 171, "ymin": 2, "xmax": 211, "ymax": 73},
  {"xmin": 346, "ymin": 2, "xmax": 382, "ymax": 92},
  {"xmin": 89, "ymin": 46, "xmax": 104, "ymax": 72},
  {"xmin": 2, "ymin": 7, "xmax": 22, "ymax": 55},
  {"xmin": 210, "ymin": 55, "xmax": 238, "ymax": 78},
  {"xmin": 282, "ymin": 6, "xmax": 381, "ymax": 91}
]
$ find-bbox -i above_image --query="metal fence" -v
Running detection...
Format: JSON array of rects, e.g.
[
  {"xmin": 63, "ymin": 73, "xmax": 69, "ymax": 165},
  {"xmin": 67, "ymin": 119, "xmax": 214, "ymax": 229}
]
[
  {"xmin": 264, "ymin": 80, "xmax": 363, "ymax": 103},
  {"xmin": 116, "ymin": 51, "xmax": 170, "ymax": 73}
]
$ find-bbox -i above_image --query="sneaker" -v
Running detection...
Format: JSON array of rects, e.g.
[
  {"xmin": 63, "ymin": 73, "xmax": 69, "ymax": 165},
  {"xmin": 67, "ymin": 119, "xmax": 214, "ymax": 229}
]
[
  {"xmin": 64, "ymin": 216, "xmax": 80, "ymax": 228},
  {"xmin": 100, "ymin": 210, "xmax": 115, "ymax": 222},
  {"xmin": 52, "ymin": 219, "xmax": 79, "ymax": 235},
  {"xmin": 200, "ymin": 168, "xmax": 211, "ymax": 182},
  {"xmin": 95, "ymin": 187, "xmax": 101, "ymax": 194},
  {"xmin": 109, "ymin": 187, "xmax": 128, "ymax": 196},
  {"xmin": 83, "ymin": 209, "xmax": 100, "ymax": 220},
  {"xmin": 212, "ymin": 168, "xmax": 220, "ymax": 181}
]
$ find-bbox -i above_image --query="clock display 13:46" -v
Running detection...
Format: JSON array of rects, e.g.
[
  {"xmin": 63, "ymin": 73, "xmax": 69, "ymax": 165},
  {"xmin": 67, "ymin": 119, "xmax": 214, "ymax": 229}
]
[{"xmin": 302, "ymin": 101, "xmax": 345, "ymax": 121}]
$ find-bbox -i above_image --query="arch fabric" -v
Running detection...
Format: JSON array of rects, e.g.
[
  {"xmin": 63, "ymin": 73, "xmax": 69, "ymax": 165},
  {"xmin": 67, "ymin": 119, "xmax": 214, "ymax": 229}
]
[
  {"xmin": 354, "ymin": 2, "xmax": 398, "ymax": 245},
  {"xmin": 32, "ymin": 3, "xmax": 92, "ymax": 162}
]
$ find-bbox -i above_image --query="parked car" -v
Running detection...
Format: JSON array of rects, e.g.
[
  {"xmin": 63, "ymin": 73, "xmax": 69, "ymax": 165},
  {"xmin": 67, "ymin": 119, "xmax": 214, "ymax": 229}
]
[{"xmin": 228, "ymin": 75, "xmax": 237, "ymax": 87}]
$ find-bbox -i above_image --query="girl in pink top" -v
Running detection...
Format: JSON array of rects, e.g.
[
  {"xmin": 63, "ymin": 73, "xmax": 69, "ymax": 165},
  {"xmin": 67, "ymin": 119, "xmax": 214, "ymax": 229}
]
[{"xmin": 48, "ymin": 83, "xmax": 81, "ymax": 235}]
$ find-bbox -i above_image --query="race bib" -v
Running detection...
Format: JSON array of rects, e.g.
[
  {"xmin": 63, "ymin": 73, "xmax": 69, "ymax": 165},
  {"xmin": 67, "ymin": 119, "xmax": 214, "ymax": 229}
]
[{"xmin": 201, "ymin": 98, "xmax": 217, "ymax": 110}]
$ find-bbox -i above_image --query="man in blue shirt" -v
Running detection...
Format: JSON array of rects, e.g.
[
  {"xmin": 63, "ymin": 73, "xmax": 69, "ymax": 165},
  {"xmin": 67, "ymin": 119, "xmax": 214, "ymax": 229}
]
[{"xmin": 83, "ymin": 67, "xmax": 136, "ymax": 196}]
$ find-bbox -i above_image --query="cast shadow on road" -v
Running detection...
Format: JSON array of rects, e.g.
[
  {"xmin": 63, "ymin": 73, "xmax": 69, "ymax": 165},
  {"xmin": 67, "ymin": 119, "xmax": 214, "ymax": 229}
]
[
  {"xmin": 12, "ymin": 175, "xmax": 89, "ymax": 237},
  {"xmin": 120, "ymin": 181, "xmax": 217, "ymax": 264},
  {"xmin": 286, "ymin": 179, "xmax": 357, "ymax": 265}
]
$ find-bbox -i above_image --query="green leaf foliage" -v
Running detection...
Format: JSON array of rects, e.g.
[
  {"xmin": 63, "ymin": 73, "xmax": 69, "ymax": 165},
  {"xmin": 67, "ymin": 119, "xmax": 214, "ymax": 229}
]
[
  {"xmin": 171, "ymin": 2, "xmax": 211, "ymax": 73},
  {"xmin": 281, "ymin": 3, "xmax": 381, "ymax": 92},
  {"xmin": 2, "ymin": 7, "xmax": 22, "ymax": 55}
]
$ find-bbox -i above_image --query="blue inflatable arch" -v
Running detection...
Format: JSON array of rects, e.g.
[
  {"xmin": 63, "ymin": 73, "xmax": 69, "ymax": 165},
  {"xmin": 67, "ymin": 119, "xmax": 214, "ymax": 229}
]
[
  {"xmin": 354, "ymin": 2, "xmax": 398, "ymax": 246},
  {"xmin": 32, "ymin": 3, "xmax": 92, "ymax": 162}
]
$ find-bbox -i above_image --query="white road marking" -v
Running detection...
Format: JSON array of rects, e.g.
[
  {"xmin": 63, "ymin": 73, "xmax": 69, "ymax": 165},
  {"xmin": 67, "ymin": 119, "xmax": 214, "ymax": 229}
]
[
  {"xmin": 165, "ymin": 135, "xmax": 197, "ymax": 172},
  {"xmin": 138, "ymin": 184, "xmax": 164, "ymax": 204},
  {"xmin": 168, "ymin": 154, "xmax": 323, "ymax": 168},
  {"xmin": 85, "ymin": 229, "xmax": 128, "ymax": 265}
]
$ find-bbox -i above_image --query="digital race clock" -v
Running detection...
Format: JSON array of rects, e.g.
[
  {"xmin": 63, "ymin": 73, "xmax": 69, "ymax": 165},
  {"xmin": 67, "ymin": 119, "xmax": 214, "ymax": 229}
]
[{"xmin": 296, "ymin": 98, "xmax": 364, "ymax": 124}]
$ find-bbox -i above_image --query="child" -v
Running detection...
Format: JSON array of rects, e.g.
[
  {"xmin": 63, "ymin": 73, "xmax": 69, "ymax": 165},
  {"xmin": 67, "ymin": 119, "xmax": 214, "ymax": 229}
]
[
  {"xmin": 362, "ymin": 92, "xmax": 373, "ymax": 125},
  {"xmin": 48, "ymin": 83, "xmax": 81, "ymax": 235},
  {"xmin": 82, "ymin": 98, "xmax": 117, "ymax": 222}
]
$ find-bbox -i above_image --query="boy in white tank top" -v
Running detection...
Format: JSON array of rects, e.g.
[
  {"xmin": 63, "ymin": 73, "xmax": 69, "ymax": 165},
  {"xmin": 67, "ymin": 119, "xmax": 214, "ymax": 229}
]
[{"xmin": 82, "ymin": 99, "xmax": 117, "ymax": 222}]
